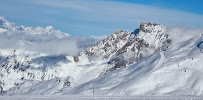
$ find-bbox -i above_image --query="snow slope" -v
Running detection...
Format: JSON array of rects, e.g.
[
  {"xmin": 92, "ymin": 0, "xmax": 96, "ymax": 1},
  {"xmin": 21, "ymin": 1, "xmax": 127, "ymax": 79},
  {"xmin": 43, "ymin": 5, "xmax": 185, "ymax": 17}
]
[
  {"xmin": 58, "ymin": 35, "xmax": 203, "ymax": 96},
  {"xmin": 0, "ymin": 48, "xmax": 111, "ymax": 93},
  {"xmin": 0, "ymin": 17, "xmax": 108, "ymax": 93},
  {"xmin": 4, "ymin": 34, "xmax": 203, "ymax": 96}
]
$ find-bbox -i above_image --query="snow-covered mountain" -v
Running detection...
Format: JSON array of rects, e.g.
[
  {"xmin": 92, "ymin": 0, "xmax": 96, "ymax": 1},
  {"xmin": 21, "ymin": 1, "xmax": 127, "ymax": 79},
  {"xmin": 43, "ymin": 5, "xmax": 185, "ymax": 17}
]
[
  {"xmin": 0, "ymin": 17, "xmax": 109, "ymax": 95},
  {"xmin": 59, "ymin": 35, "xmax": 203, "ymax": 96},
  {"xmin": 0, "ymin": 17, "xmax": 203, "ymax": 96},
  {"xmin": 85, "ymin": 22, "xmax": 171, "ymax": 74},
  {"xmin": 0, "ymin": 16, "xmax": 70, "ymax": 39},
  {"xmin": 4, "ymin": 33, "xmax": 203, "ymax": 96}
]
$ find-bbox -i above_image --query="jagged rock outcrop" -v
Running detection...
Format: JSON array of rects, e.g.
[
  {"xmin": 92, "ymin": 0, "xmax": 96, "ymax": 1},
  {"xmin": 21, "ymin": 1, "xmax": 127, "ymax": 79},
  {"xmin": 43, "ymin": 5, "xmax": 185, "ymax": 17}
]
[
  {"xmin": 109, "ymin": 22, "xmax": 171, "ymax": 69},
  {"xmin": 85, "ymin": 30, "xmax": 131, "ymax": 60},
  {"xmin": 85, "ymin": 22, "xmax": 172, "ymax": 74}
]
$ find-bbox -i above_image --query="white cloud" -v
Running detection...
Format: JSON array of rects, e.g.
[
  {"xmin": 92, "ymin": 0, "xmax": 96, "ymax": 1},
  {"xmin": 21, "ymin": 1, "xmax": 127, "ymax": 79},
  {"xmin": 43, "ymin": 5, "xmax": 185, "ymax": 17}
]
[
  {"xmin": 1, "ymin": 0, "xmax": 203, "ymax": 36},
  {"xmin": 27, "ymin": 0, "xmax": 203, "ymax": 25},
  {"xmin": 0, "ymin": 30, "xmax": 105, "ymax": 56},
  {"xmin": 31, "ymin": 0, "xmax": 92, "ymax": 12},
  {"xmin": 166, "ymin": 27, "xmax": 203, "ymax": 44}
]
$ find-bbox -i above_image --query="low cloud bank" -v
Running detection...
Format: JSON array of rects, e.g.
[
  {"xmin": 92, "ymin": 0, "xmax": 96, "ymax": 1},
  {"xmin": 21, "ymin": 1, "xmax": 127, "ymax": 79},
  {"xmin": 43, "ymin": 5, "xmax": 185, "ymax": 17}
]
[
  {"xmin": 0, "ymin": 30, "xmax": 107, "ymax": 56},
  {"xmin": 0, "ymin": 26, "xmax": 202, "ymax": 56},
  {"xmin": 166, "ymin": 27, "xmax": 203, "ymax": 44}
]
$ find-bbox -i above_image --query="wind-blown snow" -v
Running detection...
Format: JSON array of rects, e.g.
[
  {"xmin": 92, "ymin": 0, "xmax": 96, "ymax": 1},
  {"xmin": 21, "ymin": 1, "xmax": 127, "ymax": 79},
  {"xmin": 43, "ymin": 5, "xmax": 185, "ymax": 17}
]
[{"xmin": 166, "ymin": 27, "xmax": 203, "ymax": 44}]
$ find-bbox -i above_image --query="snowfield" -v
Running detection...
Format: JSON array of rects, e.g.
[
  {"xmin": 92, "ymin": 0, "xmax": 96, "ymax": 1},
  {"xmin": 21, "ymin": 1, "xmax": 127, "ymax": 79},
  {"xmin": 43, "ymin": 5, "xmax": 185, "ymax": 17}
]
[
  {"xmin": 56, "ymin": 36, "xmax": 203, "ymax": 96},
  {"xmin": 1, "ymin": 96, "xmax": 203, "ymax": 100}
]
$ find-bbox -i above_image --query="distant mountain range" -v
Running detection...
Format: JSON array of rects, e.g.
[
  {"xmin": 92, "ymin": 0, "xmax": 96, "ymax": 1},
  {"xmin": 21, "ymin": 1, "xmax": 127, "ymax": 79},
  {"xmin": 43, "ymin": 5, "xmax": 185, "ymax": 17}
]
[{"xmin": 0, "ymin": 16, "xmax": 70, "ymax": 38}]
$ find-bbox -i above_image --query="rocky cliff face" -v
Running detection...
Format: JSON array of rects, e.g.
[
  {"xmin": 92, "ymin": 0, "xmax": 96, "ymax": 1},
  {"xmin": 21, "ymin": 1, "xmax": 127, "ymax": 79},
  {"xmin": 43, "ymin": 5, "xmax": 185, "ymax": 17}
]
[
  {"xmin": 85, "ymin": 22, "xmax": 171, "ymax": 74},
  {"xmin": 84, "ymin": 30, "xmax": 131, "ymax": 60},
  {"xmin": 109, "ymin": 22, "xmax": 171, "ymax": 69}
]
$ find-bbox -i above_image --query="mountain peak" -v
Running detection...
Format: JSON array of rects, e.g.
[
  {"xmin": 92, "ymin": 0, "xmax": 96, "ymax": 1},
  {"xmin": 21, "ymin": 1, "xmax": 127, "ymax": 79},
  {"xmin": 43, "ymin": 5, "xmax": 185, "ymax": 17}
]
[
  {"xmin": 0, "ymin": 16, "xmax": 5, "ymax": 21},
  {"xmin": 0, "ymin": 16, "xmax": 16, "ymax": 30},
  {"xmin": 0, "ymin": 16, "xmax": 70, "ymax": 38},
  {"xmin": 139, "ymin": 22, "xmax": 165, "ymax": 33},
  {"xmin": 0, "ymin": 16, "xmax": 7, "ymax": 22},
  {"xmin": 83, "ymin": 22, "xmax": 171, "ymax": 74},
  {"xmin": 84, "ymin": 22, "xmax": 169, "ymax": 62},
  {"xmin": 45, "ymin": 26, "xmax": 54, "ymax": 30}
]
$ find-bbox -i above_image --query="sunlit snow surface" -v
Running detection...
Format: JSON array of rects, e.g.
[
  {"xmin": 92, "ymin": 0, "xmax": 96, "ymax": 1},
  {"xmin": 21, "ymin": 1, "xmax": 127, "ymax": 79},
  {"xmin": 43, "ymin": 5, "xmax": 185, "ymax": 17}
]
[
  {"xmin": 3, "ymin": 35, "xmax": 203, "ymax": 96},
  {"xmin": 1, "ymin": 96, "xmax": 203, "ymax": 100}
]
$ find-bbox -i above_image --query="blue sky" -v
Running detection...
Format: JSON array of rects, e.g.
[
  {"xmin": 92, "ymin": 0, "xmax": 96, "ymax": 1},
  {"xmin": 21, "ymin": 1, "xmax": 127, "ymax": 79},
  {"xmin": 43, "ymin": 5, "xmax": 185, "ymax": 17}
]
[
  {"xmin": 104, "ymin": 0, "xmax": 203, "ymax": 14},
  {"xmin": 0, "ymin": 0, "xmax": 203, "ymax": 36}
]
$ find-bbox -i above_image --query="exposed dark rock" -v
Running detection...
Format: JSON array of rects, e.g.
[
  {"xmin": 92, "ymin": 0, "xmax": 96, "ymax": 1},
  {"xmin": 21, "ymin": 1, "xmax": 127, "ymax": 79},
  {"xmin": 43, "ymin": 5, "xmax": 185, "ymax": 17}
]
[
  {"xmin": 74, "ymin": 56, "xmax": 79, "ymax": 62},
  {"xmin": 140, "ymin": 22, "xmax": 160, "ymax": 33},
  {"xmin": 101, "ymin": 22, "xmax": 171, "ymax": 75},
  {"xmin": 0, "ymin": 81, "xmax": 3, "ymax": 95},
  {"xmin": 85, "ymin": 30, "xmax": 131, "ymax": 60},
  {"xmin": 63, "ymin": 77, "xmax": 71, "ymax": 87}
]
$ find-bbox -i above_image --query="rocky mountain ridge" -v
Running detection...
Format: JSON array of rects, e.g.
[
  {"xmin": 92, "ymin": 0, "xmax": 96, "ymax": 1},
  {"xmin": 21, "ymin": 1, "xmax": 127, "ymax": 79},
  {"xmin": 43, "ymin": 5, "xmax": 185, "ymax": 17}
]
[{"xmin": 84, "ymin": 22, "xmax": 171, "ymax": 74}]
